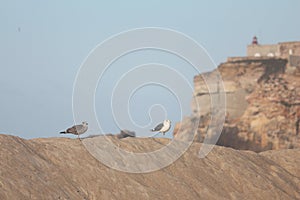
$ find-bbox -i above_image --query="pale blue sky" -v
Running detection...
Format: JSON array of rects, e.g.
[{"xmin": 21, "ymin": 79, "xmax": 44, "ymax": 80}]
[{"xmin": 0, "ymin": 1, "xmax": 299, "ymax": 138}]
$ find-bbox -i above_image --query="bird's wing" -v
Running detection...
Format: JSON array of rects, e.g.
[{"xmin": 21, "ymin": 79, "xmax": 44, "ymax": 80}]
[
  {"xmin": 67, "ymin": 124, "xmax": 83, "ymax": 134},
  {"xmin": 152, "ymin": 123, "xmax": 164, "ymax": 131}
]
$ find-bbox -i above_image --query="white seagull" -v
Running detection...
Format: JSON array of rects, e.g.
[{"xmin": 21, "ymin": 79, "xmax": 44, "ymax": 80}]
[
  {"xmin": 60, "ymin": 122, "xmax": 88, "ymax": 140},
  {"xmin": 151, "ymin": 119, "xmax": 171, "ymax": 135}
]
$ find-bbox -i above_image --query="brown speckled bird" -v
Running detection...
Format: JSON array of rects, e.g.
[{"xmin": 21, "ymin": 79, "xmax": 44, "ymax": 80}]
[{"xmin": 60, "ymin": 122, "xmax": 88, "ymax": 140}]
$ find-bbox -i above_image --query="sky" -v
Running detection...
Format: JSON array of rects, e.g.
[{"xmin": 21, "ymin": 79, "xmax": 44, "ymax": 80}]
[{"xmin": 0, "ymin": 0, "xmax": 299, "ymax": 139}]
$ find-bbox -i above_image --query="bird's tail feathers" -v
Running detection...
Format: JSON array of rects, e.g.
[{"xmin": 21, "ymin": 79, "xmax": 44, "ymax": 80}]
[
  {"xmin": 60, "ymin": 131, "xmax": 66, "ymax": 134},
  {"xmin": 150, "ymin": 129, "xmax": 155, "ymax": 132}
]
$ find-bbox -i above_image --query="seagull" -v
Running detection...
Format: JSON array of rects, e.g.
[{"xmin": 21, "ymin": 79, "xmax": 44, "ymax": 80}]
[
  {"xmin": 60, "ymin": 122, "xmax": 88, "ymax": 140},
  {"xmin": 117, "ymin": 129, "xmax": 136, "ymax": 139},
  {"xmin": 151, "ymin": 119, "xmax": 171, "ymax": 135}
]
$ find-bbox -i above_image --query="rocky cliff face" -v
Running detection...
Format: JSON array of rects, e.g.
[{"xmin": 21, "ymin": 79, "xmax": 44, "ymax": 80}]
[
  {"xmin": 0, "ymin": 134, "xmax": 300, "ymax": 199},
  {"xmin": 174, "ymin": 58, "xmax": 300, "ymax": 152}
]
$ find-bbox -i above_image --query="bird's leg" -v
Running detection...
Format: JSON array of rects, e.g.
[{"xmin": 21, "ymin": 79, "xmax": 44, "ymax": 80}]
[{"xmin": 78, "ymin": 134, "xmax": 81, "ymax": 141}]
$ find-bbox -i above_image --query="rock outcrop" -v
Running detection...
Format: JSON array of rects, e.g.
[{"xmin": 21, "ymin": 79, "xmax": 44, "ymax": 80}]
[
  {"xmin": 174, "ymin": 57, "xmax": 300, "ymax": 152},
  {"xmin": 0, "ymin": 134, "xmax": 300, "ymax": 199}
]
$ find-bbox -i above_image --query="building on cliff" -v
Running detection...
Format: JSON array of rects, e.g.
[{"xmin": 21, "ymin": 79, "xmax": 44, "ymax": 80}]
[
  {"xmin": 228, "ymin": 37, "xmax": 300, "ymax": 68},
  {"xmin": 174, "ymin": 38, "xmax": 300, "ymax": 152}
]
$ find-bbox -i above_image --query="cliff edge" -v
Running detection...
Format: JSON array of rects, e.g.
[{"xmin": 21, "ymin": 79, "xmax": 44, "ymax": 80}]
[{"xmin": 174, "ymin": 57, "xmax": 300, "ymax": 152}]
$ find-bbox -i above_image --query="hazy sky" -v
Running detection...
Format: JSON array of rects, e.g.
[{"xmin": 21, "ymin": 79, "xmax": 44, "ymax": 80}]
[{"xmin": 0, "ymin": 0, "xmax": 299, "ymax": 139}]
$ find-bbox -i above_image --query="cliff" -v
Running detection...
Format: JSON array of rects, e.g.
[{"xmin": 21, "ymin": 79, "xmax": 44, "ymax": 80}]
[
  {"xmin": 174, "ymin": 57, "xmax": 300, "ymax": 152},
  {"xmin": 0, "ymin": 134, "xmax": 300, "ymax": 199}
]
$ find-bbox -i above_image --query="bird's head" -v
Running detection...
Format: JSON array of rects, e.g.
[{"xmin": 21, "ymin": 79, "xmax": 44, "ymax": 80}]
[
  {"xmin": 82, "ymin": 121, "xmax": 88, "ymax": 126},
  {"xmin": 164, "ymin": 119, "xmax": 171, "ymax": 125}
]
